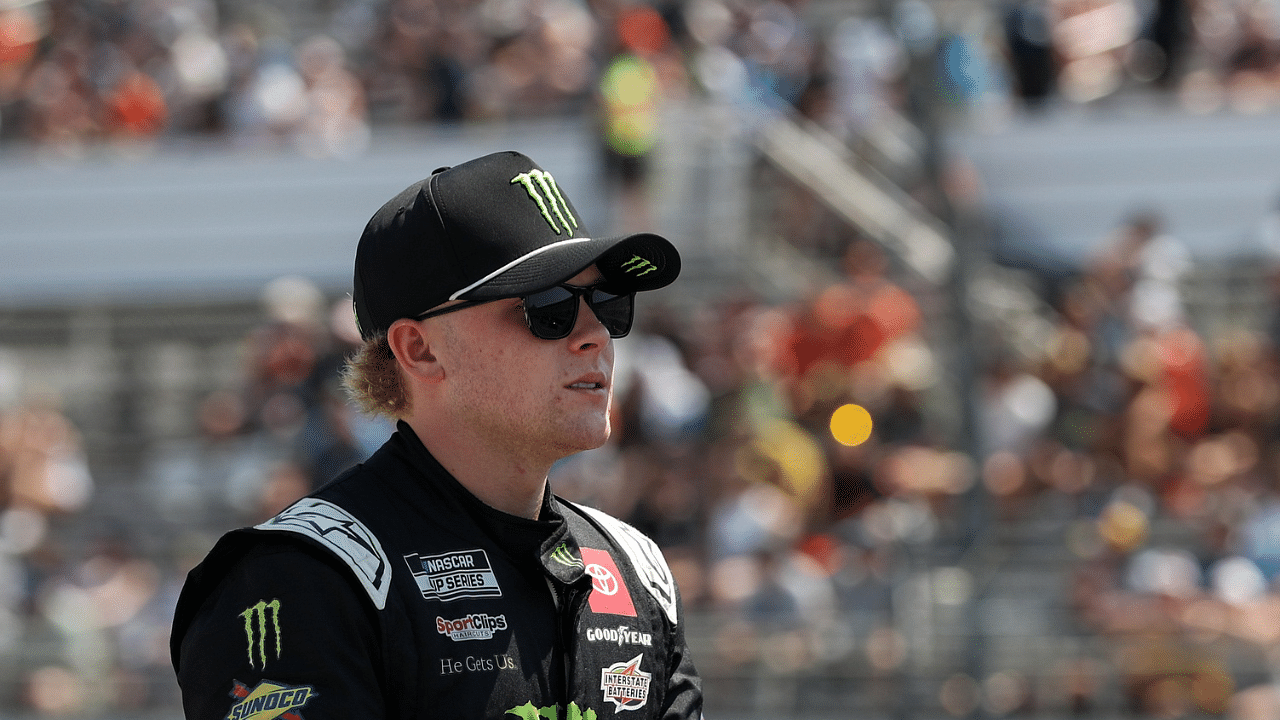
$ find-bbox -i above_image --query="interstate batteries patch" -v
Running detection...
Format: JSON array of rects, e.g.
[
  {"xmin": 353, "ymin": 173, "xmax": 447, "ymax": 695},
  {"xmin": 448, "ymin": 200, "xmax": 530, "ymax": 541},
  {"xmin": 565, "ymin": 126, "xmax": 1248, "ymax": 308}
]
[
  {"xmin": 404, "ymin": 549, "xmax": 503, "ymax": 602},
  {"xmin": 600, "ymin": 655, "xmax": 652, "ymax": 712}
]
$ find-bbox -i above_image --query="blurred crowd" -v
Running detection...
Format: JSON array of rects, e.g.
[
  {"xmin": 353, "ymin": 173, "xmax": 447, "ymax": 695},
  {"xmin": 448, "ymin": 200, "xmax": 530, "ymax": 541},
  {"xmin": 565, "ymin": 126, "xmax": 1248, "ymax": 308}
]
[
  {"xmin": 2, "ymin": 0, "xmax": 1280, "ymax": 716},
  {"xmin": 9, "ymin": 211, "xmax": 1280, "ymax": 716},
  {"xmin": 0, "ymin": 277, "xmax": 394, "ymax": 714},
  {"xmin": 547, "ymin": 204, "xmax": 1280, "ymax": 719},
  {"xmin": 3, "ymin": 0, "xmax": 1280, "ymax": 158}
]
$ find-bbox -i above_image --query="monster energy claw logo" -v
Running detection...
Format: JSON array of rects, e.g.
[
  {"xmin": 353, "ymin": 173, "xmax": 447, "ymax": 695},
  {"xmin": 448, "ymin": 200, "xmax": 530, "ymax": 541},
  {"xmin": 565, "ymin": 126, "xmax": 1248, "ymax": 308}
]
[
  {"xmin": 506, "ymin": 701, "xmax": 597, "ymax": 720},
  {"xmin": 550, "ymin": 542, "xmax": 584, "ymax": 569},
  {"xmin": 620, "ymin": 255, "xmax": 657, "ymax": 277},
  {"xmin": 511, "ymin": 170, "xmax": 577, "ymax": 234},
  {"xmin": 241, "ymin": 599, "xmax": 282, "ymax": 670}
]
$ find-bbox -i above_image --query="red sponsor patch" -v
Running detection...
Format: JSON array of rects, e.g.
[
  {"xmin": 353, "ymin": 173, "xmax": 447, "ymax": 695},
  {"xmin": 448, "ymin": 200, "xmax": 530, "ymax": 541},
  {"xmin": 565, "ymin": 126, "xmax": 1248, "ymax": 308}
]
[{"xmin": 581, "ymin": 547, "xmax": 636, "ymax": 617}]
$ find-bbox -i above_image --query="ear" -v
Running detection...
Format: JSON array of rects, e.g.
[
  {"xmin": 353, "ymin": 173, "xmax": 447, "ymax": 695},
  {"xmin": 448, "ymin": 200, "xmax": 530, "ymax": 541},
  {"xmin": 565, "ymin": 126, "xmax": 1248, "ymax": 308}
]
[{"xmin": 387, "ymin": 319, "xmax": 446, "ymax": 384}]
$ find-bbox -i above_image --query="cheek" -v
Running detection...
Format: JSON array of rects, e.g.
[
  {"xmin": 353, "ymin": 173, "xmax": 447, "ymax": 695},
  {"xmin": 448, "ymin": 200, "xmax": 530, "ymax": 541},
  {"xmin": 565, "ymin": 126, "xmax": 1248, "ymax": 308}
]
[{"xmin": 481, "ymin": 346, "xmax": 550, "ymax": 398}]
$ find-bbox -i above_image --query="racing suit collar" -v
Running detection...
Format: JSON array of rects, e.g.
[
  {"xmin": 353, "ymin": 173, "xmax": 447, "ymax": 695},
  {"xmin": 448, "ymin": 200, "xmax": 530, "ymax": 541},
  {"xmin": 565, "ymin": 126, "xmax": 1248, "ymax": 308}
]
[{"xmin": 390, "ymin": 421, "xmax": 585, "ymax": 586}]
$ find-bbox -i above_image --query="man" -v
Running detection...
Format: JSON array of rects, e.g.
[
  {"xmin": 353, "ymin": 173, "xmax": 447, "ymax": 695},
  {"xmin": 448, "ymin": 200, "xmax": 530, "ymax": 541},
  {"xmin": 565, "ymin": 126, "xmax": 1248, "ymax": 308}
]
[{"xmin": 170, "ymin": 151, "xmax": 703, "ymax": 720}]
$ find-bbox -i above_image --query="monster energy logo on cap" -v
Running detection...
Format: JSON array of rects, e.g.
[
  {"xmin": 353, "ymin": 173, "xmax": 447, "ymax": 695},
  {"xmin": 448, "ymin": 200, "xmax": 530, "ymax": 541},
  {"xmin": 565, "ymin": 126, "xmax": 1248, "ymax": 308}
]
[
  {"xmin": 240, "ymin": 598, "xmax": 282, "ymax": 670},
  {"xmin": 620, "ymin": 255, "xmax": 657, "ymax": 277},
  {"xmin": 511, "ymin": 170, "xmax": 578, "ymax": 235}
]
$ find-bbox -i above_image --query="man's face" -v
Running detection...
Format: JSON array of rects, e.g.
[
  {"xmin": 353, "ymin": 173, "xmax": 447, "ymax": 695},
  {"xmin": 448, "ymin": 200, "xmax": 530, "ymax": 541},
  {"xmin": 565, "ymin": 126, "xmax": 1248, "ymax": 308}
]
[{"xmin": 431, "ymin": 267, "xmax": 616, "ymax": 464}]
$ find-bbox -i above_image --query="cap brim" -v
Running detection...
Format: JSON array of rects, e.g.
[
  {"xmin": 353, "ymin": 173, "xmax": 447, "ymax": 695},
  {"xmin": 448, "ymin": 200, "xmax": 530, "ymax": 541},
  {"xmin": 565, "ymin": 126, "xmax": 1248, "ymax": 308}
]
[{"xmin": 457, "ymin": 232, "xmax": 680, "ymax": 300}]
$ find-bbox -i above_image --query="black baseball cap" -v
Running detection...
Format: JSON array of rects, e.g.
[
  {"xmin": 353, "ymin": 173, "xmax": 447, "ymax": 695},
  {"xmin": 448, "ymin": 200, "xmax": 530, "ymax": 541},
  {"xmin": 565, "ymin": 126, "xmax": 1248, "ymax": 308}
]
[{"xmin": 352, "ymin": 151, "xmax": 681, "ymax": 341}]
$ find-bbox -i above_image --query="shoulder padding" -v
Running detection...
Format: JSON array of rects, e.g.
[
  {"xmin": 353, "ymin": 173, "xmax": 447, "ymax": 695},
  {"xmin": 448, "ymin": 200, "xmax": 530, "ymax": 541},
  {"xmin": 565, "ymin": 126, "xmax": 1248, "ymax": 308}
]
[
  {"xmin": 255, "ymin": 498, "xmax": 392, "ymax": 610},
  {"xmin": 570, "ymin": 502, "xmax": 679, "ymax": 625}
]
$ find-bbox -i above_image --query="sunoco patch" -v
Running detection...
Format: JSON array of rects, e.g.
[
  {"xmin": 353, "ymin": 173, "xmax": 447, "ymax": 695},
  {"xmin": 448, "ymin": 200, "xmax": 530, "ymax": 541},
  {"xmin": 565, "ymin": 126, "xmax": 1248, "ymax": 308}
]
[
  {"xmin": 225, "ymin": 679, "xmax": 316, "ymax": 720},
  {"xmin": 404, "ymin": 549, "xmax": 502, "ymax": 602}
]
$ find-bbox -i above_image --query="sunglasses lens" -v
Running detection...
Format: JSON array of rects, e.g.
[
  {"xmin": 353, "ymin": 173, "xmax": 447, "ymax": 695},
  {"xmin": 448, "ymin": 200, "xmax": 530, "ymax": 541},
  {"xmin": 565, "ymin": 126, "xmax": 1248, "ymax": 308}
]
[
  {"xmin": 523, "ymin": 287, "xmax": 578, "ymax": 339},
  {"xmin": 588, "ymin": 289, "xmax": 634, "ymax": 338},
  {"xmin": 521, "ymin": 285, "xmax": 636, "ymax": 339}
]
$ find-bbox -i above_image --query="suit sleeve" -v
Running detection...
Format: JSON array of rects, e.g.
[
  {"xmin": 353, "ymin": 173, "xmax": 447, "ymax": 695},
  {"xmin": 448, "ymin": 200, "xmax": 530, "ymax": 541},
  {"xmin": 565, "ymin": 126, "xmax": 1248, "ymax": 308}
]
[
  {"xmin": 172, "ymin": 538, "xmax": 385, "ymax": 719},
  {"xmin": 660, "ymin": 582, "xmax": 704, "ymax": 720},
  {"xmin": 565, "ymin": 500, "xmax": 705, "ymax": 720}
]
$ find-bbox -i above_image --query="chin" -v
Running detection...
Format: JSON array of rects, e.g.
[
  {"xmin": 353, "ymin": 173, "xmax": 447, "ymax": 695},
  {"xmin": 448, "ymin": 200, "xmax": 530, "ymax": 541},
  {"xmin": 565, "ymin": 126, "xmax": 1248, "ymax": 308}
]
[{"xmin": 565, "ymin": 420, "xmax": 612, "ymax": 454}]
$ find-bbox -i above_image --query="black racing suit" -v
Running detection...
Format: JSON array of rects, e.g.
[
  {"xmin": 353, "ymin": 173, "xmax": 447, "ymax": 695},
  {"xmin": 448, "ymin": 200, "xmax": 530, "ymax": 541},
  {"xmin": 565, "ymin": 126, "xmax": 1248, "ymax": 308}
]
[{"xmin": 170, "ymin": 422, "xmax": 703, "ymax": 720}]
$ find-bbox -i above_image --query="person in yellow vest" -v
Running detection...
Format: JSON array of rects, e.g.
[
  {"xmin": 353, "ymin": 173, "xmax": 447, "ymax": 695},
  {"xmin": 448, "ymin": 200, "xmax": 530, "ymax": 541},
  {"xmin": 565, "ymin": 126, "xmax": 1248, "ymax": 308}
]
[{"xmin": 598, "ymin": 6, "xmax": 669, "ymax": 233}]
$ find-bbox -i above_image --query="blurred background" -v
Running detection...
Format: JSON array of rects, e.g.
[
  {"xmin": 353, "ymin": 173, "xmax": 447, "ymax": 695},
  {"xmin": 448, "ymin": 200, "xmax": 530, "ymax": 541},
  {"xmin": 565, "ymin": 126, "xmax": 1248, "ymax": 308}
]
[{"xmin": 2, "ymin": 0, "xmax": 1280, "ymax": 717}]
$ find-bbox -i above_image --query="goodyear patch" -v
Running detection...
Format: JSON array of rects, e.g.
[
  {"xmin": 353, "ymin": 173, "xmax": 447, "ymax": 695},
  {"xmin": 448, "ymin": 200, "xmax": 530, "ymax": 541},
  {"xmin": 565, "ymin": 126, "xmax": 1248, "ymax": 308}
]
[
  {"xmin": 225, "ymin": 679, "xmax": 316, "ymax": 720},
  {"xmin": 586, "ymin": 624, "xmax": 653, "ymax": 648},
  {"xmin": 404, "ymin": 549, "xmax": 502, "ymax": 602},
  {"xmin": 600, "ymin": 655, "xmax": 652, "ymax": 712}
]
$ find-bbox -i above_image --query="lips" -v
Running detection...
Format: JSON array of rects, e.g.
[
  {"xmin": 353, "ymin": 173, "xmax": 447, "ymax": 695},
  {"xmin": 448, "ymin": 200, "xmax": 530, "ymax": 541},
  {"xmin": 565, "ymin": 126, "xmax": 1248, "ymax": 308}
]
[{"xmin": 567, "ymin": 373, "xmax": 608, "ymax": 391}]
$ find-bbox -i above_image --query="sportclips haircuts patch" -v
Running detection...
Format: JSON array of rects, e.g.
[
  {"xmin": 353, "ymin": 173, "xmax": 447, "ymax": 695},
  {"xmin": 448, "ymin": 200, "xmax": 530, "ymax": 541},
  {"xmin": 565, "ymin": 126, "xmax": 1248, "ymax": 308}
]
[
  {"xmin": 436, "ymin": 613, "xmax": 508, "ymax": 642},
  {"xmin": 404, "ymin": 549, "xmax": 502, "ymax": 602}
]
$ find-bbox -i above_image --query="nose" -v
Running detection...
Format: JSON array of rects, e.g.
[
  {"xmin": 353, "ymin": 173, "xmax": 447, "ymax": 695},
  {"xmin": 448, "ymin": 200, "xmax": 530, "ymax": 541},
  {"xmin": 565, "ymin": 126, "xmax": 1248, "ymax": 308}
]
[{"xmin": 568, "ymin": 295, "xmax": 610, "ymax": 351}]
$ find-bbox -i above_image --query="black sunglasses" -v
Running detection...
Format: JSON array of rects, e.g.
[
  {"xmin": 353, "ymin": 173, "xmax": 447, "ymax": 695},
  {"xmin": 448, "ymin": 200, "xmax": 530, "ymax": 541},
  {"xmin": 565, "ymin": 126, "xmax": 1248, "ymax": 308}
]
[{"xmin": 416, "ymin": 284, "xmax": 635, "ymax": 340}]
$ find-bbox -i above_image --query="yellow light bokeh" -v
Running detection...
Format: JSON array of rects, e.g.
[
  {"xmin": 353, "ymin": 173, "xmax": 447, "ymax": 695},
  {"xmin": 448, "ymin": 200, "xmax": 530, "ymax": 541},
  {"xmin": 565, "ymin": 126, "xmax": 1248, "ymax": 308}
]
[{"xmin": 830, "ymin": 404, "xmax": 873, "ymax": 447}]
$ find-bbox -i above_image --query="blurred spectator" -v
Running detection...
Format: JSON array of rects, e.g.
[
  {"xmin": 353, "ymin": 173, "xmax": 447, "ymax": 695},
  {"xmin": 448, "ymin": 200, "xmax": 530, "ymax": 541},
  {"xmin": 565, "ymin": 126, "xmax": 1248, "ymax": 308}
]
[
  {"xmin": 0, "ymin": 5, "xmax": 39, "ymax": 109},
  {"xmin": 144, "ymin": 387, "xmax": 284, "ymax": 523},
  {"xmin": 33, "ymin": 530, "xmax": 164, "ymax": 714},
  {"xmin": 102, "ymin": 67, "xmax": 167, "ymax": 140},
  {"xmin": 146, "ymin": 277, "xmax": 389, "ymax": 527},
  {"xmin": 0, "ymin": 397, "xmax": 94, "ymax": 515},
  {"xmin": 1003, "ymin": 0, "xmax": 1057, "ymax": 106},
  {"xmin": 596, "ymin": 5, "xmax": 673, "ymax": 233},
  {"xmin": 241, "ymin": 277, "xmax": 392, "ymax": 490},
  {"xmin": 980, "ymin": 352, "xmax": 1057, "ymax": 457},
  {"xmin": 292, "ymin": 34, "xmax": 369, "ymax": 158},
  {"xmin": 935, "ymin": 17, "xmax": 1008, "ymax": 114},
  {"xmin": 1089, "ymin": 210, "xmax": 1191, "ymax": 333},
  {"xmin": 1142, "ymin": 0, "xmax": 1192, "ymax": 88},
  {"xmin": 826, "ymin": 16, "xmax": 907, "ymax": 137}
]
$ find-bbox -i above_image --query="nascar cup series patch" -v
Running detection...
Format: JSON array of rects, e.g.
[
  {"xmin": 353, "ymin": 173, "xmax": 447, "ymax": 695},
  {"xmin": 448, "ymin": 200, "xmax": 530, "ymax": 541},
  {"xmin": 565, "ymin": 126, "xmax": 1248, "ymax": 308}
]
[
  {"xmin": 225, "ymin": 679, "xmax": 316, "ymax": 720},
  {"xmin": 404, "ymin": 548, "xmax": 502, "ymax": 602},
  {"xmin": 599, "ymin": 655, "xmax": 652, "ymax": 712}
]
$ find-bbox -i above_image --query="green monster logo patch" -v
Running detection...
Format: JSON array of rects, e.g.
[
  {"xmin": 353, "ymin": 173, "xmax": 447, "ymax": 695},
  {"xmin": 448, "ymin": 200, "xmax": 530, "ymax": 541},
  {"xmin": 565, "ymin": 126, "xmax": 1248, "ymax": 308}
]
[
  {"xmin": 511, "ymin": 170, "xmax": 578, "ymax": 235},
  {"xmin": 549, "ymin": 542, "xmax": 584, "ymax": 569},
  {"xmin": 240, "ymin": 598, "xmax": 282, "ymax": 669},
  {"xmin": 620, "ymin": 255, "xmax": 657, "ymax": 277},
  {"xmin": 506, "ymin": 702, "xmax": 597, "ymax": 720}
]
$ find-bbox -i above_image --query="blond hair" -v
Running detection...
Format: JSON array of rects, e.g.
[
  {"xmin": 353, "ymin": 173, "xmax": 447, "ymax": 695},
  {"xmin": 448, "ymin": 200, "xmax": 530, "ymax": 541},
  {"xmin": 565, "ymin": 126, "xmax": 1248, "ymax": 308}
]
[{"xmin": 341, "ymin": 335, "xmax": 410, "ymax": 419}]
